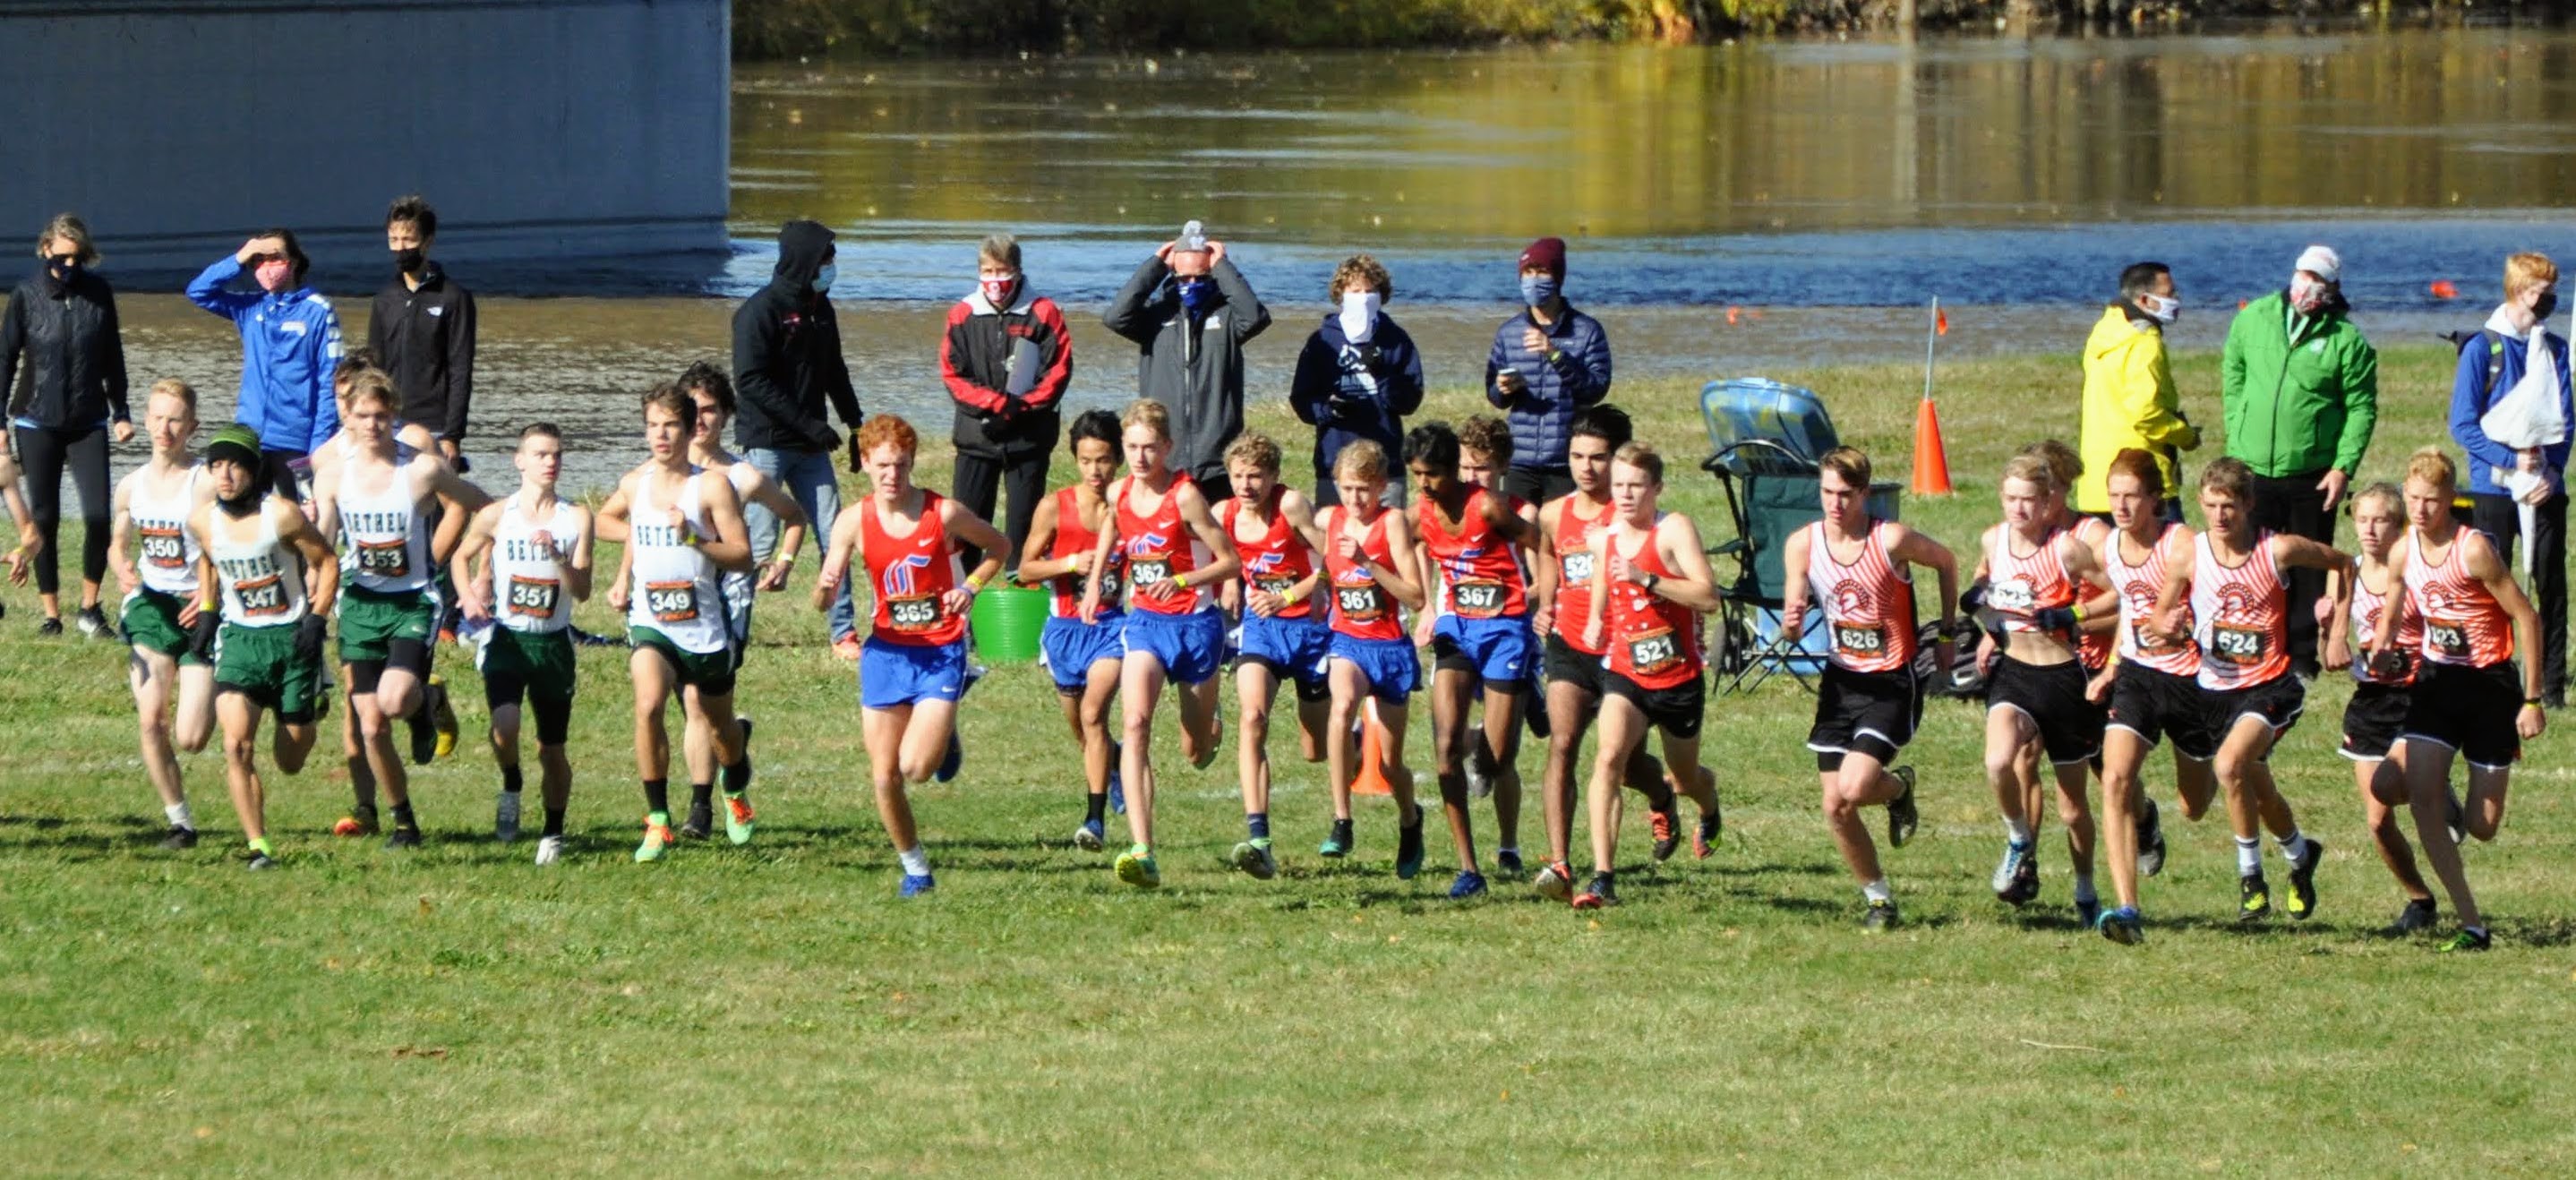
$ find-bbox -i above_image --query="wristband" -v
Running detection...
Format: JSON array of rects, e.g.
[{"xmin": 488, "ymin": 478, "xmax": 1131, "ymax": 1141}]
[
  {"xmin": 965, "ymin": 574, "xmax": 986, "ymax": 594},
  {"xmin": 1174, "ymin": 570, "xmax": 1190, "ymax": 590},
  {"xmin": 2526, "ymin": 697, "xmax": 2544, "ymax": 707},
  {"xmin": 1284, "ymin": 585, "xmax": 1301, "ymax": 605},
  {"xmin": 201, "ymin": 598, "xmax": 218, "ymax": 613},
  {"xmin": 2072, "ymin": 602, "xmax": 2086, "ymax": 625},
  {"xmin": 777, "ymin": 552, "xmax": 796, "ymax": 567}
]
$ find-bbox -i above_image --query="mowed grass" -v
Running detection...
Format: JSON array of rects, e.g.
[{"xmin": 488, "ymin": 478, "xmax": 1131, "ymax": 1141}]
[{"xmin": 6, "ymin": 343, "xmax": 2576, "ymax": 1175}]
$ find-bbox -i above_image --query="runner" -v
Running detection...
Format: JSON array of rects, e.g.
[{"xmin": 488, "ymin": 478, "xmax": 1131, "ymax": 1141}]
[
  {"xmin": 1311, "ymin": 440, "xmax": 1431, "ymax": 879},
  {"xmin": 107, "ymin": 379, "xmax": 218, "ymax": 849},
  {"xmin": 2373, "ymin": 447, "xmax": 2546, "ymax": 952},
  {"xmin": 679, "ymin": 362, "xmax": 802, "ymax": 839},
  {"xmin": 453, "ymin": 423, "xmax": 594, "ymax": 864},
  {"xmin": 309, "ymin": 370, "xmax": 488, "ymax": 849},
  {"xmin": 1213, "ymin": 432, "xmax": 1330, "ymax": 880},
  {"xmin": 1529, "ymin": 405, "xmax": 1673, "ymax": 901},
  {"xmin": 2332, "ymin": 480, "xmax": 2437, "ymax": 935},
  {"xmin": 2016, "ymin": 440, "xmax": 2119, "ymax": 924},
  {"xmin": 816, "ymin": 414, "xmax": 1009, "ymax": 897},
  {"xmin": 1020, "ymin": 409, "xmax": 1131, "ymax": 852},
  {"xmin": 1435, "ymin": 416, "xmax": 1543, "ymax": 870},
  {"xmin": 599, "ymin": 383, "xmax": 757, "ymax": 863},
  {"xmin": 188, "ymin": 423, "xmax": 339, "ymax": 868},
  {"xmin": 2145, "ymin": 457, "xmax": 2344, "ymax": 924},
  {"xmin": 1409, "ymin": 419, "xmax": 1538, "ymax": 899},
  {"xmin": 1076, "ymin": 399, "xmax": 1242, "ymax": 889},
  {"xmin": 1573, "ymin": 442, "xmax": 1723, "ymax": 909},
  {"xmin": 1779, "ymin": 445, "xmax": 1956, "ymax": 931},
  {"xmin": 2087, "ymin": 449, "xmax": 2221, "ymax": 945}
]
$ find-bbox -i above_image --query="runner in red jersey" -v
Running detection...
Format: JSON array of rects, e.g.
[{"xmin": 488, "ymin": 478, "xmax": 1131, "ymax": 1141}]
[
  {"xmin": 1314, "ymin": 440, "xmax": 1429, "ymax": 877},
  {"xmin": 1571, "ymin": 442, "xmax": 1724, "ymax": 911},
  {"xmin": 1018, "ymin": 410, "xmax": 1130, "ymax": 853},
  {"xmin": 2011, "ymin": 440, "xmax": 2120, "ymax": 922},
  {"xmin": 815, "ymin": 414, "xmax": 1007, "ymax": 898},
  {"xmin": 2370, "ymin": 447, "xmax": 2546, "ymax": 952},
  {"xmin": 1528, "ymin": 406, "xmax": 1671, "ymax": 902},
  {"xmin": 1780, "ymin": 446, "xmax": 1958, "ymax": 932},
  {"xmin": 2331, "ymin": 480, "xmax": 2437, "ymax": 936},
  {"xmin": 1216, "ymin": 432, "xmax": 1330, "ymax": 882},
  {"xmin": 1075, "ymin": 399, "xmax": 1243, "ymax": 890}
]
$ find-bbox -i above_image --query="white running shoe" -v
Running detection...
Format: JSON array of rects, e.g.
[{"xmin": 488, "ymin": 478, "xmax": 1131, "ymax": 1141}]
[{"xmin": 534, "ymin": 834, "xmax": 565, "ymax": 866}]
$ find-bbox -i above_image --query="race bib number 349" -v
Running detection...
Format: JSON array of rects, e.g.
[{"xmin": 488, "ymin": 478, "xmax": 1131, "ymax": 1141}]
[{"xmin": 646, "ymin": 580, "xmax": 699, "ymax": 624}]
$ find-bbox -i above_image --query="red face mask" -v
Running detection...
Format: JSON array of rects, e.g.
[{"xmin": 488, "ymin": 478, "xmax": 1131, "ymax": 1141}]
[{"xmin": 980, "ymin": 275, "xmax": 1017, "ymax": 307}]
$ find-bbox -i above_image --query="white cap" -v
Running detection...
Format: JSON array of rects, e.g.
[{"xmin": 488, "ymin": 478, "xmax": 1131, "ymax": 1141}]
[{"xmin": 2294, "ymin": 245, "xmax": 2341, "ymax": 284}]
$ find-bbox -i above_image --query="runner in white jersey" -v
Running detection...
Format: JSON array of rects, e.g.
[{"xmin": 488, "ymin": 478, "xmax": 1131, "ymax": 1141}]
[
  {"xmin": 310, "ymin": 371, "xmax": 488, "ymax": 850},
  {"xmin": 456, "ymin": 423, "xmax": 595, "ymax": 864},
  {"xmin": 599, "ymin": 384, "xmax": 757, "ymax": 863},
  {"xmin": 189, "ymin": 423, "xmax": 340, "ymax": 869},
  {"xmin": 109, "ymin": 380, "xmax": 220, "ymax": 850}
]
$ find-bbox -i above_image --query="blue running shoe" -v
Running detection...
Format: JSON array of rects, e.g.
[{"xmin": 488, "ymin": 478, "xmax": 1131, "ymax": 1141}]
[
  {"xmin": 1448, "ymin": 870, "xmax": 1487, "ymax": 900},
  {"xmin": 1074, "ymin": 818, "xmax": 1106, "ymax": 851},
  {"xmin": 2075, "ymin": 896, "xmax": 2102, "ymax": 930},
  {"xmin": 899, "ymin": 872, "xmax": 937, "ymax": 898},
  {"xmin": 2097, "ymin": 905, "xmax": 2144, "ymax": 945},
  {"xmin": 1991, "ymin": 840, "xmax": 2038, "ymax": 906},
  {"xmin": 1108, "ymin": 741, "xmax": 1125, "ymax": 816},
  {"xmin": 1395, "ymin": 808, "xmax": 1425, "ymax": 880}
]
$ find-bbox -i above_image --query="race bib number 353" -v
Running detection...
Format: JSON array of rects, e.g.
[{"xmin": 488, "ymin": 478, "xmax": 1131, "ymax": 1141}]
[{"xmin": 355, "ymin": 538, "xmax": 410, "ymax": 578}]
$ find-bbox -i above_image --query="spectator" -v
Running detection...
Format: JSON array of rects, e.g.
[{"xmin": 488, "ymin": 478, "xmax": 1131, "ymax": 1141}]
[
  {"xmin": 1290, "ymin": 254, "xmax": 1425, "ymax": 508},
  {"xmin": 2077, "ymin": 261, "xmax": 2198, "ymax": 521},
  {"xmin": 2449, "ymin": 251, "xmax": 2570, "ymax": 707},
  {"xmin": 942, "ymin": 233, "xmax": 1072, "ymax": 571},
  {"xmin": 1, "ymin": 213, "xmax": 129, "ymax": 637},
  {"xmin": 1102, "ymin": 229, "xmax": 1271, "ymax": 497},
  {"xmin": 733, "ymin": 219, "xmax": 864, "ymax": 656},
  {"xmin": 187, "ymin": 229, "xmax": 342, "ymax": 499},
  {"xmin": 368, "ymin": 195, "xmax": 476, "ymax": 467},
  {"xmin": 1484, "ymin": 236, "xmax": 1611, "ymax": 506},
  {"xmin": 2221, "ymin": 244, "xmax": 2378, "ymax": 676}
]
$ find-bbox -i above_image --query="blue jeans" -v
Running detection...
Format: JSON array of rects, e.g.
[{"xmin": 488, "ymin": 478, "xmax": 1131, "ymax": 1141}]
[{"xmin": 745, "ymin": 446, "xmax": 853, "ymax": 642}]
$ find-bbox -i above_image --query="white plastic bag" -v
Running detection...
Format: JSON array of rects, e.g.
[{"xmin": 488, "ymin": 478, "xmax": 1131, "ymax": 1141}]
[{"xmin": 2478, "ymin": 328, "xmax": 2568, "ymax": 576}]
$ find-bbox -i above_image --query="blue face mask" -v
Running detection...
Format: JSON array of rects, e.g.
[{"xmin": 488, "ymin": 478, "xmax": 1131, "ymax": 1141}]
[
  {"xmin": 1177, "ymin": 277, "xmax": 1215, "ymax": 312},
  {"xmin": 1519, "ymin": 276, "xmax": 1560, "ymax": 308},
  {"xmin": 812, "ymin": 263, "xmax": 837, "ymax": 295}
]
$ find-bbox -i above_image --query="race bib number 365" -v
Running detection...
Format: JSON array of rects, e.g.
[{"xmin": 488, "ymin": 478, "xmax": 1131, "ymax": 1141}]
[{"xmin": 887, "ymin": 595, "xmax": 939, "ymax": 631}]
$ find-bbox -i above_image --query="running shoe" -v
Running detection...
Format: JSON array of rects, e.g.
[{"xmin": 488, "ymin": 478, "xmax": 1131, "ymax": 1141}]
[
  {"xmin": 1990, "ymin": 841, "xmax": 2037, "ymax": 906},
  {"xmin": 333, "ymin": 804, "xmax": 380, "ymax": 838},
  {"xmin": 935, "ymin": 731, "xmax": 963, "ymax": 783},
  {"xmin": 406, "ymin": 695, "xmax": 437, "ymax": 765},
  {"xmin": 1463, "ymin": 754, "xmax": 1492, "ymax": 800},
  {"xmin": 2097, "ymin": 905, "xmax": 2144, "ymax": 945},
  {"xmin": 1319, "ymin": 818, "xmax": 1355, "ymax": 859},
  {"xmin": 428, "ymin": 676, "xmax": 458, "ymax": 760},
  {"xmin": 1694, "ymin": 805, "xmax": 1723, "ymax": 860},
  {"xmin": 1114, "ymin": 848, "xmax": 1160, "ymax": 889},
  {"xmin": 244, "ymin": 851, "xmax": 278, "ymax": 871},
  {"xmin": 1108, "ymin": 743, "xmax": 1125, "ymax": 815},
  {"xmin": 1887, "ymin": 765, "xmax": 1919, "ymax": 849},
  {"xmin": 494, "ymin": 791, "xmax": 522, "ymax": 844},
  {"xmin": 1861, "ymin": 898, "xmax": 1900, "ymax": 933},
  {"xmin": 1075, "ymin": 817, "xmax": 1106, "ymax": 851},
  {"xmin": 1532, "ymin": 860, "xmax": 1575, "ymax": 902},
  {"xmin": 384, "ymin": 825, "xmax": 423, "ymax": 851},
  {"xmin": 1231, "ymin": 840, "xmax": 1278, "ymax": 881},
  {"xmin": 2075, "ymin": 896, "xmax": 2102, "ymax": 930},
  {"xmin": 535, "ymin": 834, "xmax": 566, "ymax": 867},
  {"xmin": 2386, "ymin": 897, "xmax": 2439, "ymax": 937},
  {"xmin": 1571, "ymin": 873, "xmax": 1618, "ymax": 910},
  {"xmin": 35, "ymin": 616, "xmax": 62, "ymax": 637},
  {"xmin": 2136, "ymin": 797, "xmax": 2168, "ymax": 878},
  {"xmin": 723, "ymin": 792, "xmax": 756, "ymax": 845},
  {"xmin": 832, "ymin": 635, "xmax": 863, "ymax": 661},
  {"xmin": 2284, "ymin": 838, "xmax": 2324, "ymax": 920},
  {"xmin": 635, "ymin": 818, "xmax": 673, "ymax": 863},
  {"xmin": 1494, "ymin": 847, "xmax": 1524, "ymax": 878},
  {"xmin": 2436, "ymin": 928, "xmax": 2492, "ymax": 953},
  {"xmin": 75, "ymin": 605, "xmax": 109, "ymax": 638},
  {"xmin": 158, "ymin": 825, "xmax": 200, "ymax": 851},
  {"xmin": 1395, "ymin": 808, "xmax": 1425, "ymax": 880},
  {"xmin": 1448, "ymin": 870, "xmax": 1488, "ymax": 900},
  {"xmin": 1647, "ymin": 803, "xmax": 1681, "ymax": 862},
  {"xmin": 679, "ymin": 799, "xmax": 715, "ymax": 842},
  {"xmin": 900, "ymin": 872, "xmax": 937, "ymax": 898},
  {"xmin": 2238, "ymin": 873, "xmax": 2271, "ymax": 922}
]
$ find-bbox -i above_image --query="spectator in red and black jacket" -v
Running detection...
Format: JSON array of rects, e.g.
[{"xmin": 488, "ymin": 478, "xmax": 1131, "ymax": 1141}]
[{"xmin": 942, "ymin": 233, "xmax": 1072, "ymax": 570}]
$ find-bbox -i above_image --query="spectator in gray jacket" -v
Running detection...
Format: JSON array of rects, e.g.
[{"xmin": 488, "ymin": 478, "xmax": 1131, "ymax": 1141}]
[
  {"xmin": 1102, "ymin": 233, "xmax": 1271, "ymax": 498},
  {"xmin": 1485, "ymin": 236, "xmax": 1612, "ymax": 506}
]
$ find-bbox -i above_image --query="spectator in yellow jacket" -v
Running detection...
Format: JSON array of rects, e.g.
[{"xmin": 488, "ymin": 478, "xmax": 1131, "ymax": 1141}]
[{"xmin": 2077, "ymin": 262, "xmax": 2199, "ymax": 518}]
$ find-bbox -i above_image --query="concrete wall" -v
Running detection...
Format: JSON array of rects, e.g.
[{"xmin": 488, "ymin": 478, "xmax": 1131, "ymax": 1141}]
[{"xmin": 0, "ymin": 0, "xmax": 729, "ymax": 286}]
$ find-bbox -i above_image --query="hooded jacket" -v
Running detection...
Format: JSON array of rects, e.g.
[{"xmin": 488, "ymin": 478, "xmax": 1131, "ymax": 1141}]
[
  {"xmin": 1102, "ymin": 252, "xmax": 1271, "ymax": 483},
  {"xmin": 2076, "ymin": 304, "xmax": 2198, "ymax": 513},
  {"xmin": 1289, "ymin": 311, "xmax": 1425, "ymax": 481},
  {"xmin": 186, "ymin": 254, "xmax": 342, "ymax": 455},
  {"xmin": 2449, "ymin": 310, "xmax": 2573, "ymax": 499},
  {"xmin": 732, "ymin": 220, "xmax": 861, "ymax": 453},
  {"xmin": 941, "ymin": 280, "xmax": 1072, "ymax": 459},
  {"xmin": 2220, "ymin": 289, "xmax": 2378, "ymax": 478},
  {"xmin": 1483, "ymin": 303, "xmax": 1612, "ymax": 470},
  {"xmin": 2, "ymin": 266, "xmax": 129, "ymax": 430},
  {"xmin": 368, "ymin": 261, "xmax": 476, "ymax": 443}
]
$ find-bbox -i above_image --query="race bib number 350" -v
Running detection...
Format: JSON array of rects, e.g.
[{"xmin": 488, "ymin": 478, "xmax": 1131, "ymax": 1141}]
[
  {"xmin": 141, "ymin": 527, "xmax": 186, "ymax": 569},
  {"xmin": 646, "ymin": 580, "xmax": 699, "ymax": 624}
]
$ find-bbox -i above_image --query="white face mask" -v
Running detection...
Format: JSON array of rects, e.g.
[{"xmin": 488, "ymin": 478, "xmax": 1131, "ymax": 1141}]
[
  {"xmin": 2136, "ymin": 292, "xmax": 2179, "ymax": 325},
  {"xmin": 1339, "ymin": 290, "xmax": 1381, "ymax": 345}
]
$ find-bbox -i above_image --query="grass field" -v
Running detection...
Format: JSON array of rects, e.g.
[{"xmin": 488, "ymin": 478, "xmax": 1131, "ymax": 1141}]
[{"xmin": 6, "ymin": 343, "xmax": 2575, "ymax": 1174}]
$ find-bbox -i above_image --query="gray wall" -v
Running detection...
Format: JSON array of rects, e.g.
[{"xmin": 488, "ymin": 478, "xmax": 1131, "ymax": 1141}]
[{"xmin": 0, "ymin": 0, "xmax": 728, "ymax": 284}]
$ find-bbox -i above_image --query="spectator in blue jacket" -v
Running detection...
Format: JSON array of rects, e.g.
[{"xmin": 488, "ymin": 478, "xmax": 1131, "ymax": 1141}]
[
  {"xmin": 1484, "ymin": 236, "xmax": 1611, "ymax": 506},
  {"xmin": 187, "ymin": 230, "xmax": 343, "ymax": 496},
  {"xmin": 1290, "ymin": 254, "xmax": 1424, "ymax": 508},
  {"xmin": 2449, "ymin": 250, "xmax": 2572, "ymax": 706}
]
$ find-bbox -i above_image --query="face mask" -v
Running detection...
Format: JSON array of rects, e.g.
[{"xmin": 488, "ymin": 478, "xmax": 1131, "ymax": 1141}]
[
  {"xmin": 2135, "ymin": 292, "xmax": 2179, "ymax": 325},
  {"xmin": 217, "ymin": 478, "xmax": 264, "ymax": 518},
  {"xmin": 2288, "ymin": 276, "xmax": 2331, "ymax": 315},
  {"xmin": 980, "ymin": 274, "xmax": 1018, "ymax": 307},
  {"xmin": 45, "ymin": 257, "xmax": 76, "ymax": 283},
  {"xmin": 1339, "ymin": 291, "xmax": 1381, "ymax": 344},
  {"xmin": 394, "ymin": 246, "xmax": 425, "ymax": 275},
  {"xmin": 1177, "ymin": 278, "xmax": 1214, "ymax": 312},
  {"xmin": 254, "ymin": 260, "xmax": 295, "ymax": 292},
  {"xmin": 1520, "ymin": 276, "xmax": 1560, "ymax": 308},
  {"xmin": 812, "ymin": 263, "xmax": 837, "ymax": 295},
  {"xmin": 2535, "ymin": 292, "xmax": 2560, "ymax": 322}
]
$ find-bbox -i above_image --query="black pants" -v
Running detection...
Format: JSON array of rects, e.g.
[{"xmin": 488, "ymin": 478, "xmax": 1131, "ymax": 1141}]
[
  {"xmin": 12, "ymin": 423, "xmax": 110, "ymax": 598},
  {"xmin": 2470, "ymin": 491, "xmax": 2568, "ymax": 697},
  {"xmin": 261, "ymin": 448, "xmax": 307, "ymax": 501},
  {"xmin": 1505, "ymin": 463, "xmax": 1574, "ymax": 508},
  {"xmin": 2250, "ymin": 470, "xmax": 2333, "ymax": 672},
  {"xmin": 952, "ymin": 449, "xmax": 1050, "ymax": 573}
]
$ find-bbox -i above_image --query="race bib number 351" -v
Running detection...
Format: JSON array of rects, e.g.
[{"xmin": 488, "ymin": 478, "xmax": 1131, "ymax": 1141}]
[{"xmin": 508, "ymin": 577, "xmax": 561, "ymax": 618}]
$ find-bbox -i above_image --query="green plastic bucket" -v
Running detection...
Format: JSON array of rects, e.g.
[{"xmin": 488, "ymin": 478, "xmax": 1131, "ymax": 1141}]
[{"xmin": 970, "ymin": 584, "xmax": 1049, "ymax": 665}]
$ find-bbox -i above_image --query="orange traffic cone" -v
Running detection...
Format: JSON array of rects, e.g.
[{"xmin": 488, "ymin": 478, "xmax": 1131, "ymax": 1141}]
[
  {"xmin": 1352, "ymin": 700, "xmax": 1394, "ymax": 796},
  {"xmin": 1911, "ymin": 398, "xmax": 1954, "ymax": 496}
]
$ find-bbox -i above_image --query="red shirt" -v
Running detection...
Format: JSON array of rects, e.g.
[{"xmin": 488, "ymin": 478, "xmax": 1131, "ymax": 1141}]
[
  {"xmin": 1420, "ymin": 487, "xmax": 1528, "ymax": 620},
  {"xmin": 1604, "ymin": 519, "xmax": 1702, "ymax": 689},
  {"xmin": 1552, "ymin": 495, "xmax": 1612, "ymax": 653},
  {"xmin": 1047, "ymin": 485, "xmax": 1122, "ymax": 620},
  {"xmin": 1117, "ymin": 475, "xmax": 1205, "ymax": 616},
  {"xmin": 1323, "ymin": 505, "xmax": 1404, "ymax": 642},
  {"xmin": 1220, "ymin": 489, "xmax": 1316, "ymax": 621},
  {"xmin": 861, "ymin": 491, "xmax": 965, "ymax": 646}
]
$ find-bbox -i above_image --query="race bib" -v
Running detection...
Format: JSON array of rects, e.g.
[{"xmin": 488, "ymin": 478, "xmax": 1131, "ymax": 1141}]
[
  {"xmin": 646, "ymin": 579, "xmax": 699, "ymax": 624},
  {"xmin": 236, "ymin": 574, "xmax": 287, "ymax": 618},
  {"xmin": 1561, "ymin": 551, "xmax": 1596, "ymax": 586},
  {"xmin": 355, "ymin": 537, "xmax": 410, "ymax": 578},
  {"xmin": 886, "ymin": 594, "xmax": 940, "ymax": 632},
  {"xmin": 1335, "ymin": 583, "xmax": 1382, "ymax": 622},
  {"xmin": 1129, "ymin": 555, "xmax": 1172, "ymax": 589},
  {"xmin": 2426, "ymin": 618, "xmax": 2470, "ymax": 660},
  {"xmin": 2208, "ymin": 621, "xmax": 2269, "ymax": 665},
  {"xmin": 507, "ymin": 576, "xmax": 561, "ymax": 618},
  {"xmin": 1832, "ymin": 621, "xmax": 1886, "ymax": 658},
  {"xmin": 1990, "ymin": 578, "xmax": 2035, "ymax": 613},
  {"xmin": 140, "ymin": 526, "xmax": 186, "ymax": 569},
  {"xmin": 1451, "ymin": 579, "xmax": 1506, "ymax": 619},
  {"xmin": 1096, "ymin": 567, "xmax": 1124, "ymax": 602},
  {"xmin": 1626, "ymin": 628, "xmax": 1681, "ymax": 675},
  {"xmin": 1255, "ymin": 576, "xmax": 1299, "ymax": 599}
]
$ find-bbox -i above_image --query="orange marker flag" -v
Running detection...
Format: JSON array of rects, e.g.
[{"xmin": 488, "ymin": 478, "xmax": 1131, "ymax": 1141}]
[
  {"xmin": 1726, "ymin": 305, "xmax": 1741, "ymax": 326},
  {"xmin": 1935, "ymin": 306, "xmax": 1948, "ymax": 337}
]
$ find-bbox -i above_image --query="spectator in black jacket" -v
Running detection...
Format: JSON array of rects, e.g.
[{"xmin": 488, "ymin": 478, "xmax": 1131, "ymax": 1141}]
[
  {"xmin": 1102, "ymin": 231, "xmax": 1270, "ymax": 498},
  {"xmin": 1290, "ymin": 254, "xmax": 1424, "ymax": 508},
  {"xmin": 942, "ymin": 234, "xmax": 1072, "ymax": 571},
  {"xmin": 369, "ymin": 195, "xmax": 476, "ymax": 466},
  {"xmin": 733, "ymin": 219, "xmax": 864, "ymax": 652},
  {"xmin": 1, "ymin": 213, "xmax": 129, "ymax": 637}
]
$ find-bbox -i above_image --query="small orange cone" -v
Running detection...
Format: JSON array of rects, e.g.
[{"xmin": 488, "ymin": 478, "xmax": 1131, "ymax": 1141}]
[
  {"xmin": 1935, "ymin": 306, "xmax": 1949, "ymax": 337},
  {"xmin": 1911, "ymin": 398, "xmax": 1953, "ymax": 496},
  {"xmin": 2430, "ymin": 279, "xmax": 2459, "ymax": 300},
  {"xmin": 1352, "ymin": 701, "xmax": 1394, "ymax": 796}
]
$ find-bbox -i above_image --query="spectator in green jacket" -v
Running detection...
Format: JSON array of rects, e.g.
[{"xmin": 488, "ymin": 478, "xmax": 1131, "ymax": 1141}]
[{"xmin": 2221, "ymin": 244, "xmax": 2379, "ymax": 676}]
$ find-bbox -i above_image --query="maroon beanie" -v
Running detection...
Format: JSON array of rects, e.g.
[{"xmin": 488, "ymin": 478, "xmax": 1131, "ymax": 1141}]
[{"xmin": 1519, "ymin": 236, "xmax": 1567, "ymax": 278}]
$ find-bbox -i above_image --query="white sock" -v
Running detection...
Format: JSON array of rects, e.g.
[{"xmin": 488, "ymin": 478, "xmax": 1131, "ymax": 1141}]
[
  {"xmin": 1862, "ymin": 878, "xmax": 1893, "ymax": 904},
  {"xmin": 897, "ymin": 845, "xmax": 932, "ymax": 876},
  {"xmin": 2072, "ymin": 873, "xmax": 2098, "ymax": 904},
  {"xmin": 2235, "ymin": 836, "xmax": 2263, "ymax": 876},
  {"xmin": 2277, "ymin": 831, "xmax": 2310, "ymax": 862},
  {"xmin": 166, "ymin": 802, "xmax": 193, "ymax": 828},
  {"xmin": 2004, "ymin": 817, "xmax": 2033, "ymax": 844}
]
